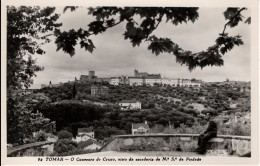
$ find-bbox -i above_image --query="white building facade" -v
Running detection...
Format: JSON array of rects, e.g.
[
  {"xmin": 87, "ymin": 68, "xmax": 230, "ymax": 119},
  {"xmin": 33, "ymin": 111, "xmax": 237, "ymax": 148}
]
[
  {"xmin": 119, "ymin": 99, "xmax": 142, "ymax": 110},
  {"xmin": 109, "ymin": 76, "xmax": 201, "ymax": 87},
  {"xmin": 129, "ymin": 77, "xmax": 144, "ymax": 86},
  {"xmin": 161, "ymin": 78, "xmax": 179, "ymax": 86},
  {"xmin": 72, "ymin": 127, "xmax": 95, "ymax": 143},
  {"xmin": 73, "ymin": 134, "xmax": 94, "ymax": 143},
  {"xmin": 83, "ymin": 143, "xmax": 102, "ymax": 150},
  {"xmin": 109, "ymin": 77, "xmax": 120, "ymax": 85},
  {"xmin": 132, "ymin": 122, "xmax": 149, "ymax": 135}
]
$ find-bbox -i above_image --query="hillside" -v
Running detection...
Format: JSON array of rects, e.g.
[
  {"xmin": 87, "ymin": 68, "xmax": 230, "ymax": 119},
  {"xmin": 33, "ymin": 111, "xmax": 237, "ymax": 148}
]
[{"xmin": 33, "ymin": 81, "xmax": 251, "ymax": 140}]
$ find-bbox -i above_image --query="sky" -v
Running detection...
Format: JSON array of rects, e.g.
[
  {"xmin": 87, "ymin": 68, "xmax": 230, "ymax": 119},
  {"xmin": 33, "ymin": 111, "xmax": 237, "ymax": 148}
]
[{"xmin": 31, "ymin": 7, "xmax": 251, "ymax": 89}]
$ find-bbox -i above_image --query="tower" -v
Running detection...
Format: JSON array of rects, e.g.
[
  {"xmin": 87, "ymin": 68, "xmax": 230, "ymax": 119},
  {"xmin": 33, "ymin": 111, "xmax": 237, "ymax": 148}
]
[
  {"xmin": 134, "ymin": 69, "xmax": 138, "ymax": 77},
  {"xmin": 89, "ymin": 71, "xmax": 95, "ymax": 79},
  {"xmin": 49, "ymin": 81, "xmax": 52, "ymax": 88}
]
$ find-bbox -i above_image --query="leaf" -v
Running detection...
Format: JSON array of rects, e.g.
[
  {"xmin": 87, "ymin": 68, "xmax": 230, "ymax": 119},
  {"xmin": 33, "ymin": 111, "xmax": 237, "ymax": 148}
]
[
  {"xmin": 106, "ymin": 19, "xmax": 115, "ymax": 27},
  {"xmin": 88, "ymin": 7, "xmax": 95, "ymax": 15},
  {"xmin": 128, "ymin": 27, "xmax": 137, "ymax": 36},
  {"xmin": 36, "ymin": 48, "xmax": 45, "ymax": 55},
  {"xmin": 56, "ymin": 42, "xmax": 62, "ymax": 51},
  {"xmin": 87, "ymin": 44, "xmax": 95, "ymax": 53},
  {"xmin": 126, "ymin": 21, "xmax": 134, "ymax": 30},
  {"xmin": 220, "ymin": 47, "xmax": 228, "ymax": 55},
  {"xmin": 229, "ymin": 15, "xmax": 243, "ymax": 28},
  {"xmin": 79, "ymin": 40, "xmax": 87, "ymax": 49},
  {"xmin": 88, "ymin": 21, "xmax": 106, "ymax": 35},
  {"xmin": 223, "ymin": 8, "xmax": 238, "ymax": 20},
  {"xmin": 244, "ymin": 17, "xmax": 251, "ymax": 24},
  {"xmin": 148, "ymin": 36, "xmax": 174, "ymax": 56},
  {"xmin": 63, "ymin": 6, "xmax": 77, "ymax": 13},
  {"xmin": 69, "ymin": 49, "xmax": 75, "ymax": 56},
  {"xmin": 79, "ymin": 39, "xmax": 95, "ymax": 53},
  {"xmin": 216, "ymin": 37, "xmax": 225, "ymax": 45},
  {"xmin": 96, "ymin": 14, "xmax": 101, "ymax": 21},
  {"xmin": 42, "ymin": 7, "xmax": 56, "ymax": 17},
  {"xmin": 120, "ymin": 7, "xmax": 135, "ymax": 21},
  {"xmin": 54, "ymin": 30, "xmax": 78, "ymax": 57}
]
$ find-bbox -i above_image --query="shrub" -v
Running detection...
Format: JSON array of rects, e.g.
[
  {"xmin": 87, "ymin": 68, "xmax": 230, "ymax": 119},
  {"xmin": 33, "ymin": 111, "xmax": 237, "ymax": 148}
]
[
  {"xmin": 187, "ymin": 105, "xmax": 194, "ymax": 109},
  {"xmin": 57, "ymin": 130, "xmax": 73, "ymax": 140},
  {"xmin": 53, "ymin": 139, "xmax": 78, "ymax": 155},
  {"xmin": 34, "ymin": 131, "xmax": 48, "ymax": 142},
  {"xmin": 175, "ymin": 101, "xmax": 181, "ymax": 105},
  {"xmin": 231, "ymin": 124, "xmax": 250, "ymax": 136}
]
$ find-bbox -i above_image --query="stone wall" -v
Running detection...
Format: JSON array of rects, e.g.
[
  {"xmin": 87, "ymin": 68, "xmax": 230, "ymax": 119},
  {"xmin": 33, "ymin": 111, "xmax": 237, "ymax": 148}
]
[
  {"xmin": 100, "ymin": 134, "xmax": 250, "ymax": 156},
  {"xmin": 7, "ymin": 141, "xmax": 54, "ymax": 157}
]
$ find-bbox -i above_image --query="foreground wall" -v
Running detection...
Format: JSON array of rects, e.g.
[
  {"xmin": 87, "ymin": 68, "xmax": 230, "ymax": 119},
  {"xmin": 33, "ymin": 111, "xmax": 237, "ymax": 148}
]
[
  {"xmin": 7, "ymin": 141, "xmax": 54, "ymax": 157},
  {"xmin": 100, "ymin": 134, "xmax": 250, "ymax": 156}
]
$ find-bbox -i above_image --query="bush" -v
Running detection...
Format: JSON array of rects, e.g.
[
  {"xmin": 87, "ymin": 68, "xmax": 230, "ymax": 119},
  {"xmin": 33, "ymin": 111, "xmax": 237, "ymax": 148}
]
[
  {"xmin": 187, "ymin": 105, "xmax": 194, "ymax": 109},
  {"xmin": 231, "ymin": 124, "xmax": 250, "ymax": 136},
  {"xmin": 34, "ymin": 131, "xmax": 48, "ymax": 142},
  {"xmin": 57, "ymin": 130, "xmax": 73, "ymax": 140},
  {"xmin": 175, "ymin": 101, "xmax": 181, "ymax": 105},
  {"xmin": 53, "ymin": 139, "xmax": 78, "ymax": 155}
]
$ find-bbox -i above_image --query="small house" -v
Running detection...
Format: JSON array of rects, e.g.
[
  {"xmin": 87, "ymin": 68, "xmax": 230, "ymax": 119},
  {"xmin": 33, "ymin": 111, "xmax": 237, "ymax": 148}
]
[
  {"xmin": 132, "ymin": 121, "xmax": 149, "ymax": 135},
  {"xmin": 73, "ymin": 127, "xmax": 95, "ymax": 143}
]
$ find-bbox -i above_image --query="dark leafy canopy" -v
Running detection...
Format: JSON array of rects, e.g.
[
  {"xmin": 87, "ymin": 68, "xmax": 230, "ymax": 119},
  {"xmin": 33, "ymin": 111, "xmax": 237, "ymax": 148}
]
[
  {"xmin": 7, "ymin": 6, "xmax": 61, "ymax": 144},
  {"xmin": 7, "ymin": 6, "xmax": 62, "ymax": 91},
  {"xmin": 56, "ymin": 7, "xmax": 249, "ymax": 71}
]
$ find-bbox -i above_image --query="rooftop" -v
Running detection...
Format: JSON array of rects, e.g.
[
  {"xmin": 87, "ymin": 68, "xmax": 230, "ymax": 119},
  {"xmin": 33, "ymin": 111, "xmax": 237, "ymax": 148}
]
[
  {"xmin": 132, "ymin": 123, "xmax": 149, "ymax": 129},
  {"xmin": 120, "ymin": 99, "xmax": 140, "ymax": 103}
]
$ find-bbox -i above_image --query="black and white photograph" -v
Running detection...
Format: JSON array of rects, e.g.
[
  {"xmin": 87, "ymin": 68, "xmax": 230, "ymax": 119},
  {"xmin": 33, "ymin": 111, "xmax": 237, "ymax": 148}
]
[{"xmin": 1, "ymin": 0, "xmax": 259, "ymax": 165}]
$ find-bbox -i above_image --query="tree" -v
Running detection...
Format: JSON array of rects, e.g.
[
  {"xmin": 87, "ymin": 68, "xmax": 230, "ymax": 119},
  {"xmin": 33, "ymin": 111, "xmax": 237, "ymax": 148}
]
[
  {"xmin": 7, "ymin": 6, "xmax": 62, "ymax": 92},
  {"xmin": 34, "ymin": 130, "xmax": 49, "ymax": 142},
  {"xmin": 7, "ymin": 6, "xmax": 62, "ymax": 143},
  {"xmin": 57, "ymin": 130, "xmax": 73, "ymax": 139},
  {"xmin": 72, "ymin": 83, "xmax": 77, "ymax": 98},
  {"xmin": 54, "ymin": 130, "xmax": 77, "ymax": 156},
  {"xmin": 7, "ymin": 93, "xmax": 55, "ymax": 144},
  {"xmin": 55, "ymin": 7, "xmax": 249, "ymax": 71}
]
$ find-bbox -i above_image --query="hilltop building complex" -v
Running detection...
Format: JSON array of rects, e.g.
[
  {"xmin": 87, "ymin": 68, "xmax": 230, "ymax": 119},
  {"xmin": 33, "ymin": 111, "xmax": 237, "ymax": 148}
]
[
  {"xmin": 134, "ymin": 69, "xmax": 161, "ymax": 79},
  {"xmin": 41, "ymin": 70, "xmax": 201, "ymax": 89},
  {"xmin": 109, "ymin": 70, "xmax": 201, "ymax": 87},
  {"xmin": 80, "ymin": 71, "xmax": 97, "ymax": 83}
]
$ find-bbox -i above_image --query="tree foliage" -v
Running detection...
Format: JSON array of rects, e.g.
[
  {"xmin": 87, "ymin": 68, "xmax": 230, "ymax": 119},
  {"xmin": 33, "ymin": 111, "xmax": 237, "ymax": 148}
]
[
  {"xmin": 7, "ymin": 6, "xmax": 62, "ymax": 91},
  {"xmin": 7, "ymin": 93, "xmax": 55, "ymax": 144},
  {"xmin": 54, "ymin": 130, "xmax": 77, "ymax": 155},
  {"xmin": 57, "ymin": 130, "xmax": 73, "ymax": 139},
  {"xmin": 7, "ymin": 6, "xmax": 62, "ymax": 144},
  {"xmin": 55, "ymin": 7, "xmax": 249, "ymax": 71}
]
